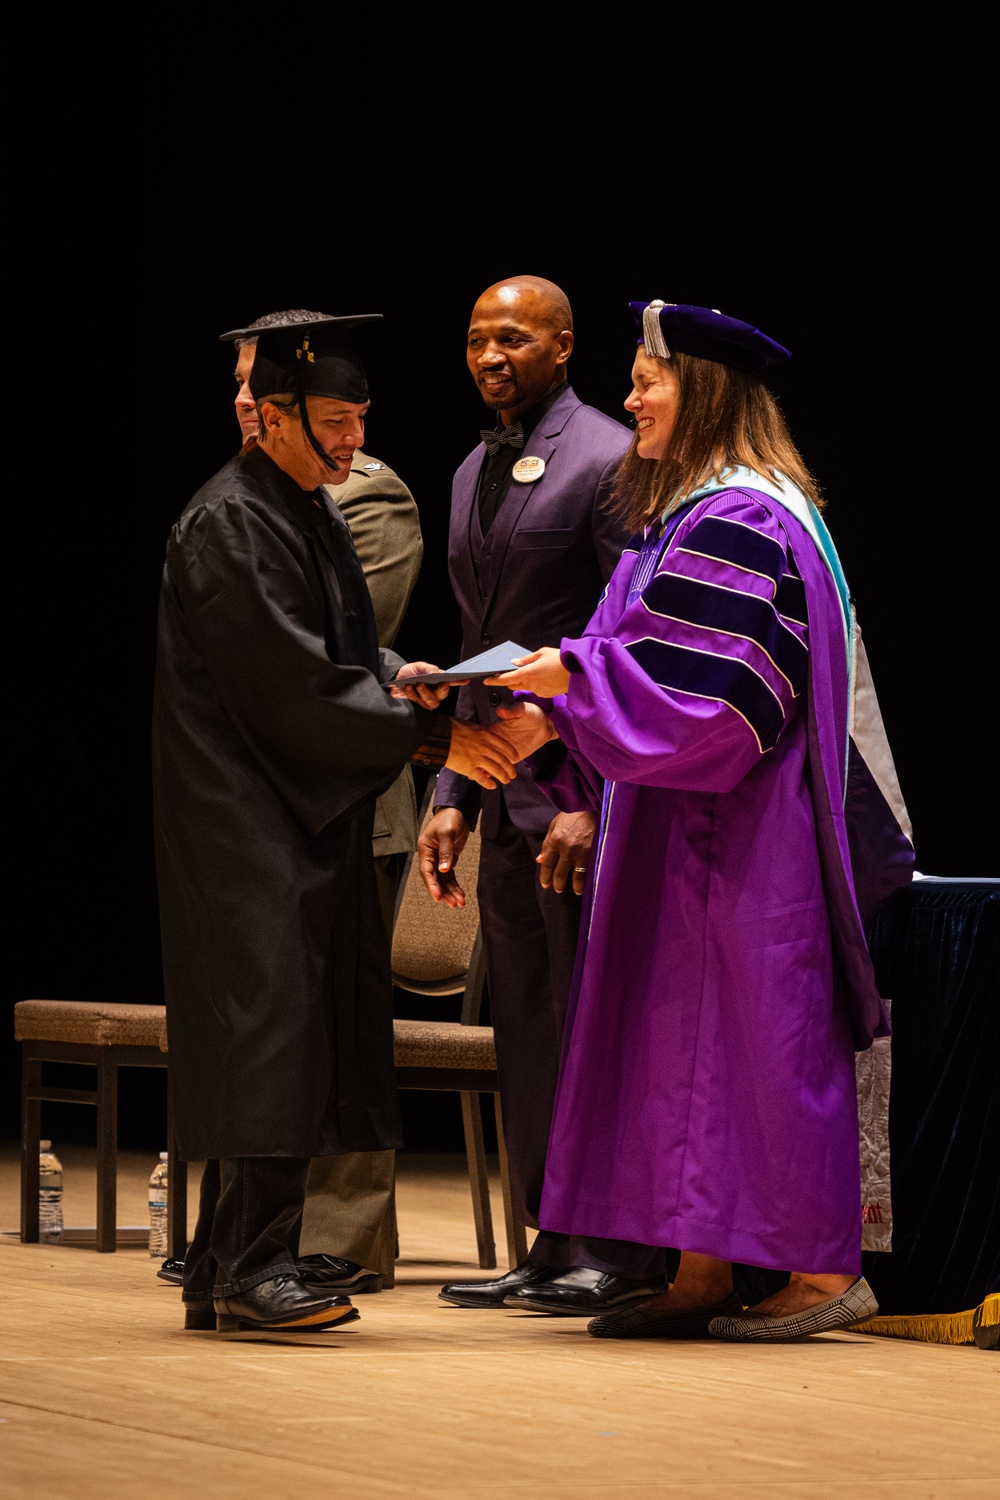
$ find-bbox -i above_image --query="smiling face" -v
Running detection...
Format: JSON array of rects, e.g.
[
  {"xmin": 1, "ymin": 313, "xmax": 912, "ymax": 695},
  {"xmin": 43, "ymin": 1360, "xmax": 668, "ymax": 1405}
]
[
  {"xmin": 624, "ymin": 345, "xmax": 681, "ymax": 461},
  {"xmin": 302, "ymin": 394, "xmax": 368, "ymax": 484},
  {"xmin": 259, "ymin": 393, "xmax": 368, "ymax": 490},
  {"xmin": 466, "ymin": 283, "xmax": 573, "ymax": 424},
  {"xmin": 234, "ymin": 342, "xmax": 259, "ymax": 442}
]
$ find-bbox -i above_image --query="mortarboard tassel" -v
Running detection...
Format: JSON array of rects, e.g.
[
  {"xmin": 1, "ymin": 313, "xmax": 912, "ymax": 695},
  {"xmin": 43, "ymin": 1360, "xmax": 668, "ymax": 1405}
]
[
  {"xmin": 643, "ymin": 300, "xmax": 672, "ymax": 360},
  {"xmin": 296, "ymin": 340, "xmax": 340, "ymax": 475}
]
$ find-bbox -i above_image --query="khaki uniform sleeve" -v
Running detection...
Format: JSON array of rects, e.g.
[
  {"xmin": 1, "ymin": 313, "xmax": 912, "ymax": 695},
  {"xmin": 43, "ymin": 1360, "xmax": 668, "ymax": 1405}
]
[{"xmin": 329, "ymin": 457, "xmax": 424, "ymax": 648}]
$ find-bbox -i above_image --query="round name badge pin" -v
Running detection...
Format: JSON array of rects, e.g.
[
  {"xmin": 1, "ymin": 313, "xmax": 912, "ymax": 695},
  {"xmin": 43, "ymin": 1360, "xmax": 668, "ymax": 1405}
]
[{"xmin": 511, "ymin": 455, "xmax": 546, "ymax": 484}]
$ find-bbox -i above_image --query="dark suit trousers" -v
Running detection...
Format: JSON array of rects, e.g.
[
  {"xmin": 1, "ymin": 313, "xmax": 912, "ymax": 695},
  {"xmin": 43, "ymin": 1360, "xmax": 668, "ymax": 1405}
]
[
  {"xmin": 478, "ymin": 802, "xmax": 667, "ymax": 1281},
  {"xmin": 183, "ymin": 1157, "xmax": 309, "ymax": 1300}
]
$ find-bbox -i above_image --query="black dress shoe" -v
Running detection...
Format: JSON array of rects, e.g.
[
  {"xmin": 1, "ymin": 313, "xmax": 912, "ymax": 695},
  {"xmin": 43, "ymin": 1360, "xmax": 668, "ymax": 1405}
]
[
  {"xmin": 182, "ymin": 1299, "xmax": 217, "ymax": 1331},
  {"xmin": 157, "ymin": 1257, "xmax": 185, "ymax": 1285},
  {"xmin": 213, "ymin": 1274, "xmax": 360, "ymax": 1332},
  {"xmin": 504, "ymin": 1265, "xmax": 667, "ymax": 1315},
  {"xmin": 438, "ymin": 1261, "xmax": 558, "ymax": 1308},
  {"xmin": 296, "ymin": 1254, "xmax": 382, "ymax": 1295}
]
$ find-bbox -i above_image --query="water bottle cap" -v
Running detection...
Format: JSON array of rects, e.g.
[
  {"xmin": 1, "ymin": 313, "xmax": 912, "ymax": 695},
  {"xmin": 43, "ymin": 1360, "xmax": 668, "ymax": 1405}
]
[
  {"xmin": 40, "ymin": 1140, "xmax": 51, "ymax": 1150},
  {"xmin": 159, "ymin": 1152, "xmax": 168, "ymax": 1161}
]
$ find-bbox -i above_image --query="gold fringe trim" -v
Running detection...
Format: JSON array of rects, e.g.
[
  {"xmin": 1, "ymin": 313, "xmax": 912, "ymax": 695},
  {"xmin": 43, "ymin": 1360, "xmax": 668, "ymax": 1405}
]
[
  {"xmin": 853, "ymin": 1306, "xmax": 982, "ymax": 1345},
  {"xmin": 978, "ymin": 1292, "xmax": 1000, "ymax": 1328}
]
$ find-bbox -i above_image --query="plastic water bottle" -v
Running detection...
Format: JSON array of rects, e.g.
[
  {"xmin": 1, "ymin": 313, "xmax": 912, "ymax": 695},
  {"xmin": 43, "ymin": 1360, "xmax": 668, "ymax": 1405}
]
[
  {"xmin": 148, "ymin": 1152, "xmax": 168, "ymax": 1258},
  {"xmin": 39, "ymin": 1140, "xmax": 63, "ymax": 1242}
]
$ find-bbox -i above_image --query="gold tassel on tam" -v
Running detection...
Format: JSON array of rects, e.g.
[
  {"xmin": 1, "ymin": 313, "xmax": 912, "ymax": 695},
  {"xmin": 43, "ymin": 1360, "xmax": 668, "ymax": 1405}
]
[{"xmin": 853, "ymin": 1293, "xmax": 999, "ymax": 1347}]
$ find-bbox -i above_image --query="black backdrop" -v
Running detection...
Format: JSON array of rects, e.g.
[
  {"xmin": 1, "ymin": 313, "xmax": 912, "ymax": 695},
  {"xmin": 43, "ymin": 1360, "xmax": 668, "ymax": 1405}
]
[{"xmin": 6, "ymin": 39, "xmax": 993, "ymax": 1153}]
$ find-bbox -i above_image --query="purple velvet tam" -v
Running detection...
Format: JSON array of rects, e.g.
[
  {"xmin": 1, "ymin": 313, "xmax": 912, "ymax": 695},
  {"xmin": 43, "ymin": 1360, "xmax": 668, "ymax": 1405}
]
[{"xmin": 629, "ymin": 301, "xmax": 792, "ymax": 376}]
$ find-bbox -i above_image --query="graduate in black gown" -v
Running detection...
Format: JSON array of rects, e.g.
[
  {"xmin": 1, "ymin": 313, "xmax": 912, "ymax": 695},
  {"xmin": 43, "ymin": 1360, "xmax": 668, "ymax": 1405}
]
[{"xmin": 153, "ymin": 314, "xmax": 518, "ymax": 1333}]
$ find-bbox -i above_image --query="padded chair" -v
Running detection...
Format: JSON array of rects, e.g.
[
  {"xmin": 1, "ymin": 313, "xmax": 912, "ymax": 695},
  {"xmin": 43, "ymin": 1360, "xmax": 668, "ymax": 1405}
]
[
  {"xmin": 391, "ymin": 781, "xmax": 527, "ymax": 1270},
  {"xmin": 14, "ymin": 999, "xmax": 187, "ymax": 1255}
]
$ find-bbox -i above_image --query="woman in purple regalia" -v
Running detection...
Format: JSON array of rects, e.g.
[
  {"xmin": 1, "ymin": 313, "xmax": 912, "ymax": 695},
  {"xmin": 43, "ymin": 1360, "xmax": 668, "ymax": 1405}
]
[{"xmin": 486, "ymin": 300, "xmax": 914, "ymax": 1341}]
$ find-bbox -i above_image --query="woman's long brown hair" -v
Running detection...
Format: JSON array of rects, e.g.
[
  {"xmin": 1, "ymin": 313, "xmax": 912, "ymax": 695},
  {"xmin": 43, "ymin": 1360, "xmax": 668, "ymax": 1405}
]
[{"xmin": 611, "ymin": 349, "xmax": 823, "ymax": 532}]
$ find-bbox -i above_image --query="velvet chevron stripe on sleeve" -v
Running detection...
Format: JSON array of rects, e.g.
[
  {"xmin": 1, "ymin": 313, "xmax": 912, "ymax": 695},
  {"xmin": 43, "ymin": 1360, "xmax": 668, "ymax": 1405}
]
[
  {"xmin": 616, "ymin": 500, "xmax": 808, "ymax": 754},
  {"xmin": 624, "ymin": 636, "xmax": 787, "ymax": 752},
  {"xmin": 773, "ymin": 570, "xmax": 808, "ymax": 626},
  {"xmin": 638, "ymin": 572, "xmax": 808, "ymax": 696},
  {"xmin": 675, "ymin": 515, "xmax": 787, "ymax": 589}
]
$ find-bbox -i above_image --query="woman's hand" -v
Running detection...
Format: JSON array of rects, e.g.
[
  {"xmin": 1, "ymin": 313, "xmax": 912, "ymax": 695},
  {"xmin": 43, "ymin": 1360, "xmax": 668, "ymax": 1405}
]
[
  {"xmin": 484, "ymin": 647, "xmax": 571, "ymax": 698},
  {"xmin": 390, "ymin": 662, "xmax": 454, "ymax": 709},
  {"xmin": 493, "ymin": 701, "xmax": 560, "ymax": 760}
]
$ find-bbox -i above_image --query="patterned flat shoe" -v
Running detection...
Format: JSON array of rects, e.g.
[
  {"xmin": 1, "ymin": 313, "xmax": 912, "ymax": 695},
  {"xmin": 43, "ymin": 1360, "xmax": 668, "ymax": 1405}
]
[
  {"xmin": 588, "ymin": 1292, "xmax": 744, "ymax": 1339},
  {"xmin": 708, "ymin": 1276, "xmax": 878, "ymax": 1342}
]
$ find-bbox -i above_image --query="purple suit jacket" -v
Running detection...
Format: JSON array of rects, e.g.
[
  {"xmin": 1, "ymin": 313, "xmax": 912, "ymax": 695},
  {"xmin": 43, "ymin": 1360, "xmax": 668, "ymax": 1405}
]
[{"xmin": 434, "ymin": 384, "xmax": 631, "ymax": 838}]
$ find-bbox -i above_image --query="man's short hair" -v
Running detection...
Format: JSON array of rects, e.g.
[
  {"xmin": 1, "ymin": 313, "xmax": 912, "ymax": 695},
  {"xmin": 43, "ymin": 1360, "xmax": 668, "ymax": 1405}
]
[{"xmin": 234, "ymin": 308, "xmax": 325, "ymax": 350}]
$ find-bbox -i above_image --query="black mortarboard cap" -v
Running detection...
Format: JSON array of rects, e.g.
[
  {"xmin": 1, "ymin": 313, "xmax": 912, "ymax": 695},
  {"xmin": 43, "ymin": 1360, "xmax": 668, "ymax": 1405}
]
[
  {"xmin": 629, "ymin": 301, "xmax": 791, "ymax": 376},
  {"xmin": 219, "ymin": 313, "xmax": 382, "ymax": 404}
]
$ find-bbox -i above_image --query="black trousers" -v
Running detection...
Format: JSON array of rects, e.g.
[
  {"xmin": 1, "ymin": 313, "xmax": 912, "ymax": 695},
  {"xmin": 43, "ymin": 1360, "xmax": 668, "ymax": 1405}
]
[
  {"xmin": 182, "ymin": 1157, "xmax": 310, "ymax": 1301},
  {"xmin": 478, "ymin": 807, "xmax": 669, "ymax": 1282}
]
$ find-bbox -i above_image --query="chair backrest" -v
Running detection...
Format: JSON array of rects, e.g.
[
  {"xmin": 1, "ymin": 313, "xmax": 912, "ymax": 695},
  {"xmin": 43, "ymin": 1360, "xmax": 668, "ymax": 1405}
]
[{"xmin": 391, "ymin": 777, "xmax": 482, "ymax": 1001}]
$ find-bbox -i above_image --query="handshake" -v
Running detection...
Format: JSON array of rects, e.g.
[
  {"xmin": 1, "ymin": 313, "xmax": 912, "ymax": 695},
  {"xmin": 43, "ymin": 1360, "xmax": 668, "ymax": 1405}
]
[{"xmin": 390, "ymin": 655, "xmax": 565, "ymax": 791}]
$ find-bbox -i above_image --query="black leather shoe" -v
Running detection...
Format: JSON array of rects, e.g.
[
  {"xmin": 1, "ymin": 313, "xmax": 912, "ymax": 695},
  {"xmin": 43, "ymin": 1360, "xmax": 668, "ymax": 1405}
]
[
  {"xmin": 504, "ymin": 1266, "xmax": 667, "ymax": 1315},
  {"xmin": 214, "ymin": 1274, "xmax": 360, "ymax": 1332},
  {"xmin": 297, "ymin": 1254, "xmax": 382, "ymax": 1295},
  {"xmin": 157, "ymin": 1257, "xmax": 185, "ymax": 1285},
  {"xmin": 182, "ymin": 1300, "xmax": 217, "ymax": 1331},
  {"xmin": 438, "ymin": 1261, "xmax": 558, "ymax": 1308}
]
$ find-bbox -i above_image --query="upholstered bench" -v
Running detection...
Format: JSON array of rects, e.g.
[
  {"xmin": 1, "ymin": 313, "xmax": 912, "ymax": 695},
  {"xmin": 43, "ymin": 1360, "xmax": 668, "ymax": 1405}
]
[
  {"xmin": 14, "ymin": 1002, "xmax": 526, "ymax": 1270},
  {"xmin": 14, "ymin": 999, "xmax": 187, "ymax": 1255}
]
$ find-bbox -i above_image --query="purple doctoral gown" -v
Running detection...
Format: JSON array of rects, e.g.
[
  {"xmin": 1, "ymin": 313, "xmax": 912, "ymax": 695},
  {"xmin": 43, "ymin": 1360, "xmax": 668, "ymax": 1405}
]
[{"xmin": 535, "ymin": 482, "xmax": 913, "ymax": 1274}]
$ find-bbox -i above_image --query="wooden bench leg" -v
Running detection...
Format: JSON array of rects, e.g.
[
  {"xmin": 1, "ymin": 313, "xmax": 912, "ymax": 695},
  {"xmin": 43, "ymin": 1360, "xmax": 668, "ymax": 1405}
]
[
  {"xmin": 494, "ymin": 1093, "xmax": 527, "ymax": 1270},
  {"xmin": 460, "ymin": 1091, "xmax": 496, "ymax": 1269},
  {"xmin": 95, "ymin": 1052, "xmax": 118, "ymax": 1253},
  {"xmin": 20, "ymin": 1053, "xmax": 41, "ymax": 1243}
]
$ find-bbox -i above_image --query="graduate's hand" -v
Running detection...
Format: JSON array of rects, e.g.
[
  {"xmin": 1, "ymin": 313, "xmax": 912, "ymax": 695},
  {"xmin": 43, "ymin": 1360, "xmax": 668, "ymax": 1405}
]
[
  {"xmin": 537, "ymin": 810, "xmax": 598, "ymax": 896},
  {"xmin": 484, "ymin": 647, "xmax": 571, "ymax": 698},
  {"xmin": 493, "ymin": 701, "xmax": 560, "ymax": 761},
  {"xmin": 417, "ymin": 808, "xmax": 470, "ymax": 908},
  {"xmin": 445, "ymin": 719, "xmax": 518, "ymax": 791},
  {"xmin": 390, "ymin": 662, "xmax": 456, "ymax": 709}
]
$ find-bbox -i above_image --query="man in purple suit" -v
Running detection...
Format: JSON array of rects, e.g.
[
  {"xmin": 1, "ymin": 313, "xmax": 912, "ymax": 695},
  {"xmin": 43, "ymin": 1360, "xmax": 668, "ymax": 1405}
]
[{"xmin": 421, "ymin": 276, "xmax": 670, "ymax": 1313}]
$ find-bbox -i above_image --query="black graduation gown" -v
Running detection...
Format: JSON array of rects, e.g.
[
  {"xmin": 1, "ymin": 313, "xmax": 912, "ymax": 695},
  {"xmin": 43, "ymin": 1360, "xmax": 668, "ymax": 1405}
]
[{"xmin": 152, "ymin": 446, "xmax": 435, "ymax": 1160}]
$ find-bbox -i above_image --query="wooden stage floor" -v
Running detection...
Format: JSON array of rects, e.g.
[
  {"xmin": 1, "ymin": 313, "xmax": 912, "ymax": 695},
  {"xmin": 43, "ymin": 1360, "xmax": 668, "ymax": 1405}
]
[{"xmin": 0, "ymin": 1145, "xmax": 994, "ymax": 1499}]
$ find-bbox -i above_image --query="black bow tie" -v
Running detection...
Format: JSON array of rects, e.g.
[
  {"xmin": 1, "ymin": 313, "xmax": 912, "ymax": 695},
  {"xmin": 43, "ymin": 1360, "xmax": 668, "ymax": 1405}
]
[{"xmin": 480, "ymin": 421, "xmax": 524, "ymax": 455}]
